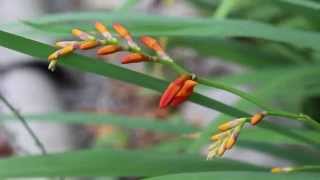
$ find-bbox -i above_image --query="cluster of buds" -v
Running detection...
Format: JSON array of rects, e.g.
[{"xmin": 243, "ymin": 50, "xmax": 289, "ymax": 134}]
[
  {"xmin": 48, "ymin": 22, "xmax": 196, "ymax": 108},
  {"xmin": 47, "ymin": 22, "xmax": 172, "ymax": 71},
  {"xmin": 207, "ymin": 112, "xmax": 266, "ymax": 159}
]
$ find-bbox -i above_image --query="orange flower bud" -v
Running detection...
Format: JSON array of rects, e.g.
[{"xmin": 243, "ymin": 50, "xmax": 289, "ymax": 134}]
[
  {"xmin": 112, "ymin": 23, "xmax": 132, "ymax": 41},
  {"xmin": 48, "ymin": 45, "xmax": 74, "ymax": 61},
  {"xmin": 218, "ymin": 118, "xmax": 246, "ymax": 132},
  {"xmin": 225, "ymin": 134, "xmax": 236, "ymax": 149},
  {"xmin": 217, "ymin": 139, "xmax": 227, "ymax": 156},
  {"xmin": 210, "ymin": 131, "xmax": 229, "ymax": 141},
  {"xmin": 95, "ymin": 22, "xmax": 108, "ymax": 33},
  {"xmin": 79, "ymin": 40, "xmax": 100, "ymax": 50},
  {"xmin": 97, "ymin": 45, "xmax": 122, "ymax": 55},
  {"xmin": 250, "ymin": 112, "xmax": 265, "ymax": 125},
  {"xmin": 171, "ymin": 80, "xmax": 197, "ymax": 107},
  {"xmin": 159, "ymin": 75, "xmax": 191, "ymax": 108},
  {"xmin": 121, "ymin": 53, "xmax": 150, "ymax": 64},
  {"xmin": 72, "ymin": 28, "xmax": 95, "ymax": 40},
  {"xmin": 95, "ymin": 22, "xmax": 113, "ymax": 40},
  {"xmin": 140, "ymin": 36, "xmax": 164, "ymax": 53}
]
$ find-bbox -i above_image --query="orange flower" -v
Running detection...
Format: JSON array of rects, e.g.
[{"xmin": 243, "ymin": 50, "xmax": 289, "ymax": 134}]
[
  {"xmin": 171, "ymin": 80, "xmax": 197, "ymax": 107},
  {"xmin": 159, "ymin": 75, "xmax": 196, "ymax": 108},
  {"xmin": 72, "ymin": 28, "xmax": 95, "ymax": 41},
  {"xmin": 112, "ymin": 23, "xmax": 132, "ymax": 41},
  {"xmin": 97, "ymin": 45, "xmax": 122, "ymax": 55},
  {"xmin": 140, "ymin": 36, "xmax": 164, "ymax": 54},
  {"xmin": 121, "ymin": 53, "xmax": 150, "ymax": 64},
  {"xmin": 79, "ymin": 40, "xmax": 100, "ymax": 50}
]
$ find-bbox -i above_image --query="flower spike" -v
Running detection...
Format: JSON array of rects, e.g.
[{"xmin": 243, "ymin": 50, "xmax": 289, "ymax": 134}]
[
  {"xmin": 207, "ymin": 118, "xmax": 247, "ymax": 159},
  {"xmin": 121, "ymin": 53, "xmax": 150, "ymax": 64},
  {"xmin": 159, "ymin": 75, "xmax": 191, "ymax": 108}
]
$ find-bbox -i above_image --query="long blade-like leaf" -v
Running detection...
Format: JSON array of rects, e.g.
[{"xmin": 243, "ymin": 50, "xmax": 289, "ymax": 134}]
[{"xmin": 0, "ymin": 149, "xmax": 263, "ymax": 177}]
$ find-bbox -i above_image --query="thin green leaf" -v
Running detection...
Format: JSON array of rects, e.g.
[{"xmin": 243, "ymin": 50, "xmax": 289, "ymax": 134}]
[
  {"xmin": 0, "ymin": 149, "xmax": 264, "ymax": 177},
  {"xmin": 0, "ymin": 112, "xmax": 198, "ymax": 134},
  {"xmin": 21, "ymin": 12, "xmax": 320, "ymax": 50},
  {"xmin": 145, "ymin": 172, "xmax": 320, "ymax": 180}
]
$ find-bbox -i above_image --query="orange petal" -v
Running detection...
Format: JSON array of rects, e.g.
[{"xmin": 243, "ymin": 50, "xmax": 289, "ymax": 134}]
[
  {"xmin": 121, "ymin": 53, "xmax": 150, "ymax": 64},
  {"xmin": 112, "ymin": 23, "xmax": 132, "ymax": 41},
  {"xmin": 97, "ymin": 45, "xmax": 122, "ymax": 55},
  {"xmin": 79, "ymin": 40, "xmax": 100, "ymax": 50},
  {"xmin": 171, "ymin": 80, "xmax": 197, "ymax": 107},
  {"xmin": 72, "ymin": 28, "xmax": 95, "ymax": 40},
  {"xmin": 140, "ymin": 36, "xmax": 163, "ymax": 53},
  {"xmin": 159, "ymin": 75, "xmax": 191, "ymax": 108}
]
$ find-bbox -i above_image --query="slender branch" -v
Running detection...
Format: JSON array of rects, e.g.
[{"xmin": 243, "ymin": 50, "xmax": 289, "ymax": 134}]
[
  {"xmin": 0, "ymin": 93, "xmax": 47, "ymax": 154},
  {"xmin": 267, "ymin": 110, "xmax": 320, "ymax": 130}
]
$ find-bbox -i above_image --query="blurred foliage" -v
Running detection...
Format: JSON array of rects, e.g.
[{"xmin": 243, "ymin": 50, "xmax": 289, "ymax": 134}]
[{"xmin": 0, "ymin": 0, "xmax": 320, "ymax": 179}]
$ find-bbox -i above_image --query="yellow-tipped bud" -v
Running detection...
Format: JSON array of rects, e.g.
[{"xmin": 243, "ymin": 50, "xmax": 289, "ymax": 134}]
[
  {"xmin": 48, "ymin": 45, "xmax": 74, "ymax": 61},
  {"xmin": 72, "ymin": 28, "xmax": 95, "ymax": 41},
  {"xmin": 217, "ymin": 141, "xmax": 227, "ymax": 157},
  {"xmin": 225, "ymin": 134, "xmax": 236, "ymax": 149},
  {"xmin": 79, "ymin": 40, "xmax": 100, "ymax": 50},
  {"xmin": 218, "ymin": 118, "xmax": 246, "ymax": 132},
  {"xmin": 210, "ymin": 131, "xmax": 230, "ymax": 141},
  {"xmin": 55, "ymin": 41, "xmax": 79, "ymax": 48},
  {"xmin": 271, "ymin": 167, "xmax": 293, "ymax": 173},
  {"xmin": 251, "ymin": 112, "xmax": 265, "ymax": 125}
]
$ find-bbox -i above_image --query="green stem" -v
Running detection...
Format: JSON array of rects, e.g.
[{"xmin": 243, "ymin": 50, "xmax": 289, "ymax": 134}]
[
  {"xmin": 157, "ymin": 60, "xmax": 189, "ymax": 75},
  {"xmin": 213, "ymin": 0, "xmax": 237, "ymax": 19},
  {"xmin": 267, "ymin": 110, "xmax": 320, "ymax": 130},
  {"xmin": 197, "ymin": 77, "xmax": 271, "ymax": 111},
  {"xmin": 292, "ymin": 165, "xmax": 320, "ymax": 172}
]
